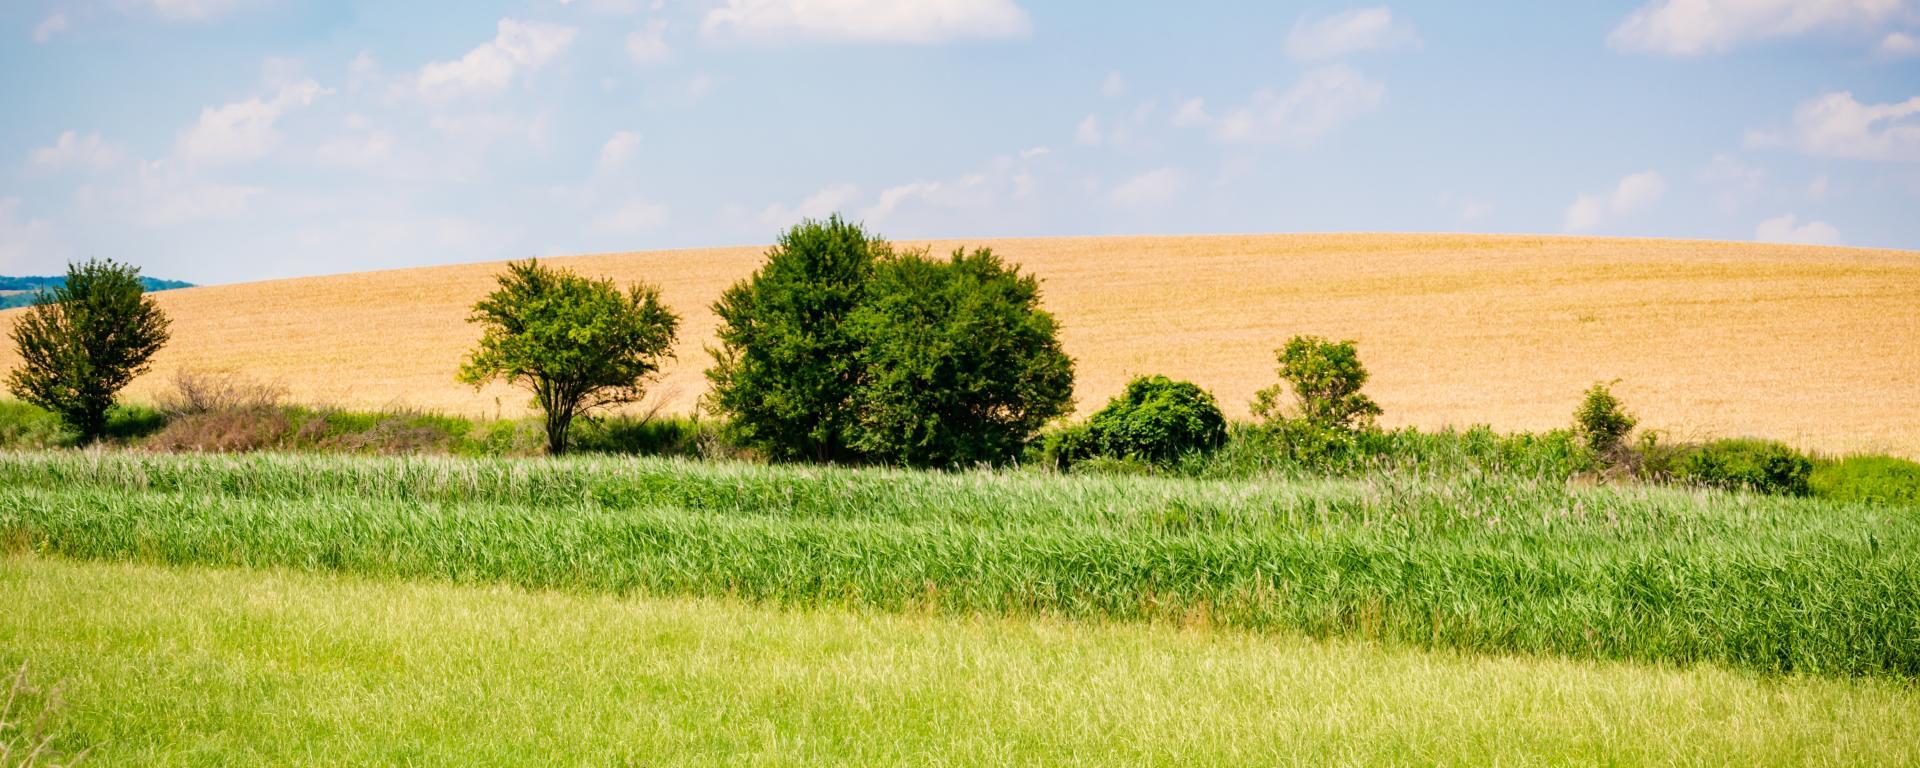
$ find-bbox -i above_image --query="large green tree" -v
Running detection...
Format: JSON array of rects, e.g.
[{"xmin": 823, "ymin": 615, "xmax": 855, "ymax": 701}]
[
  {"xmin": 846, "ymin": 248, "xmax": 1075, "ymax": 467},
  {"xmin": 459, "ymin": 260, "xmax": 679, "ymax": 455},
  {"xmin": 7, "ymin": 258, "xmax": 172, "ymax": 444},
  {"xmin": 705, "ymin": 216, "xmax": 883, "ymax": 462}
]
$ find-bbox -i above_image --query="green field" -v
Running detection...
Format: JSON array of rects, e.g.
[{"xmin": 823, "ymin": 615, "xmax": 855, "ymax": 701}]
[
  {"xmin": 5, "ymin": 555, "xmax": 1919, "ymax": 766},
  {"xmin": 3, "ymin": 451, "xmax": 1916, "ymax": 677}
]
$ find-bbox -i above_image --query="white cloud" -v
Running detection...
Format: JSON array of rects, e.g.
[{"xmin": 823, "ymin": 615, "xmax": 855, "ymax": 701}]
[
  {"xmin": 627, "ymin": 19, "xmax": 673, "ymax": 64},
  {"xmin": 1074, "ymin": 115, "xmax": 1103, "ymax": 146},
  {"xmin": 1697, "ymin": 153, "xmax": 1768, "ymax": 211},
  {"xmin": 701, "ymin": 0, "xmax": 1031, "ymax": 44},
  {"xmin": 33, "ymin": 13, "xmax": 68, "ymax": 43},
  {"xmin": 1109, "ymin": 167, "xmax": 1186, "ymax": 208},
  {"xmin": 1018, "ymin": 146, "xmax": 1051, "ymax": 159},
  {"xmin": 123, "ymin": 0, "xmax": 260, "ymax": 21},
  {"xmin": 1285, "ymin": 6, "xmax": 1420, "ymax": 60},
  {"xmin": 687, "ymin": 73, "xmax": 715, "ymax": 98},
  {"xmin": 1882, "ymin": 30, "xmax": 1920, "ymax": 55},
  {"xmin": 1780, "ymin": 90, "xmax": 1920, "ymax": 161},
  {"xmin": 1755, "ymin": 213, "xmax": 1843, "ymax": 244},
  {"xmin": 759, "ymin": 184, "xmax": 860, "ymax": 228},
  {"xmin": 1179, "ymin": 65, "xmax": 1385, "ymax": 144},
  {"xmin": 1564, "ymin": 171, "xmax": 1666, "ymax": 232},
  {"xmin": 176, "ymin": 80, "xmax": 329, "ymax": 165},
  {"xmin": 418, "ymin": 19, "xmax": 578, "ymax": 96},
  {"xmin": 29, "ymin": 131, "xmax": 125, "ymax": 171},
  {"xmin": 90, "ymin": 161, "xmax": 264, "ymax": 226},
  {"xmin": 1809, "ymin": 173, "xmax": 1831, "ymax": 199},
  {"xmin": 1609, "ymin": 0, "xmax": 1906, "ymax": 55},
  {"xmin": 599, "ymin": 131, "xmax": 643, "ymax": 170},
  {"xmin": 0, "ymin": 198, "xmax": 69, "ymax": 273},
  {"xmin": 1438, "ymin": 193, "xmax": 1493, "ymax": 223},
  {"xmin": 314, "ymin": 117, "xmax": 396, "ymax": 169},
  {"xmin": 593, "ymin": 197, "xmax": 669, "ymax": 235},
  {"xmin": 1102, "ymin": 71, "xmax": 1127, "ymax": 97}
]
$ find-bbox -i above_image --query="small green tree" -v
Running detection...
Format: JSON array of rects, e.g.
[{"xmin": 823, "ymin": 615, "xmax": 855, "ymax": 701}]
[
  {"xmin": 1573, "ymin": 381, "xmax": 1636, "ymax": 456},
  {"xmin": 706, "ymin": 216, "xmax": 884, "ymax": 462},
  {"xmin": 1252, "ymin": 335, "xmax": 1381, "ymax": 431},
  {"xmin": 7, "ymin": 258, "xmax": 172, "ymax": 444},
  {"xmin": 458, "ymin": 260, "xmax": 679, "ymax": 455},
  {"xmin": 846, "ymin": 248, "xmax": 1075, "ymax": 467}
]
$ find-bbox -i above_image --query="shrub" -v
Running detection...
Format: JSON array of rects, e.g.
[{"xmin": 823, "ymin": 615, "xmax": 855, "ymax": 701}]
[
  {"xmin": 145, "ymin": 407, "xmax": 298, "ymax": 453},
  {"xmin": 571, "ymin": 414, "xmax": 714, "ymax": 458},
  {"xmin": 707, "ymin": 216, "xmax": 883, "ymax": 462},
  {"xmin": 1677, "ymin": 438, "xmax": 1813, "ymax": 496},
  {"xmin": 157, "ymin": 368, "xmax": 286, "ymax": 417},
  {"xmin": 1252, "ymin": 336, "xmax": 1381, "ymax": 432},
  {"xmin": 846, "ymin": 248, "xmax": 1075, "ymax": 467},
  {"xmin": 6, "ymin": 258, "xmax": 171, "ymax": 443},
  {"xmin": 1573, "ymin": 381, "xmax": 1635, "ymax": 457},
  {"xmin": 459, "ymin": 260, "xmax": 680, "ymax": 455},
  {"xmin": 1080, "ymin": 376, "xmax": 1228, "ymax": 466},
  {"xmin": 1811, "ymin": 455, "xmax": 1920, "ymax": 507},
  {"xmin": 0, "ymin": 400, "xmax": 71, "ymax": 450}
]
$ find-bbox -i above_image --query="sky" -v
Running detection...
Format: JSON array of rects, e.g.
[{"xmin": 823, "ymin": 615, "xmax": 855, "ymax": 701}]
[{"xmin": 2, "ymin": 0, "xmax": 1918, "ymax": 285}]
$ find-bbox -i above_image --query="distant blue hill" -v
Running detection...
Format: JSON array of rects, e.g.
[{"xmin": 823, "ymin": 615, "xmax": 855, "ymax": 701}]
[{"xmin": 0, "ymin": 276, "xmax": 194, "ymax": 309}]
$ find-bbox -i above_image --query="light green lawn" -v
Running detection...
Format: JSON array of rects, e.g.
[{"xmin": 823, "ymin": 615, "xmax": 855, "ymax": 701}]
[{"xmin": 2, "ymin": 554, "xmax": 1916, "ymax": 767}]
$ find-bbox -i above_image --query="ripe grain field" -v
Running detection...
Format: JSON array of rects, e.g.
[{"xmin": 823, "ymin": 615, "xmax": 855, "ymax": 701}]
[{"xmin": 1, "ymin": 234, "xmax": 1915, "ymax": 457}]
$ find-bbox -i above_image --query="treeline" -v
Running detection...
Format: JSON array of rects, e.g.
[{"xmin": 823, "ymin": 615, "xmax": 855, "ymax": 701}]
[
  {"xmin": 5, "ymin": 220, "xmax": 1919, "ymax": 506},
  {"xmin": 0, "ymin": 274, "xmax": 191, "ymax": 310}
]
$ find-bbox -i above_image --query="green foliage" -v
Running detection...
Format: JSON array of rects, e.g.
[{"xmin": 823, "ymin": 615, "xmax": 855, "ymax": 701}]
[
  {"xmin": 6, "ymin": 259, "xmax": 172, "ymax": 443},
  {"xmin": 570, "ymin": 414, "xmax": 715, "ymax": 459},
  {"xmin": 1811, "ymin": 456, "xmax": 1920, "ymax": 507},
  {"xmin": 1677, "ymin": 438, "xmax": 1814, "ymax": 496},
  {"xmin": 1178, "ymin": 423, "xmax": 1594, "ymax": 481},
  {"xmin": 845, "ymin": 248, "xmax": 1075, "ymax": 467},
  {"xmin": 0, "ymin": 400, "xmax": 71, "ymax": 449},
  {"xmin": 459, "ymin": 260, "xmax": 679, "ymax": 455},
  {"xmin": 1573, "ymin": 381, "xmax": 1636, "ymax": 456},
  {"xmin": 3, "ymin": 450, "xmax": 1917, "ymax": 677},
  {"xmin": 1063, "ymin": 376, "xmax": 1227, "ymax": 467},
  {"xmin": 1253, "ymin": 336, "xmax": 1382, "ymax": 432},
  {"xmin": 706, "ymin": 216, "xmax": 883, "ymax": 462}
]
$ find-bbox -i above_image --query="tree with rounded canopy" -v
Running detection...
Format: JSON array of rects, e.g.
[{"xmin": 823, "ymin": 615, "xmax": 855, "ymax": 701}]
[
  {"xmin": 7, "ymin": 258, "xmax": 172, "ymax": 444},
  {"xmin": 846, "ymin": 247, "xmax": 1075, "ymax": 467},
  {"xmin": 459, "ymin": 259, "xmax": 679, "ymax": 455},
  {"xmin": 705, "ymin": 216, "xmax": 884, "ymax": 462}
]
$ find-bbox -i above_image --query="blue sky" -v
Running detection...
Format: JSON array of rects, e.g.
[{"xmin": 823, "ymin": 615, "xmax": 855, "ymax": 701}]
[{"xmin": 2, "ymin": 0, "xmax": 1918, "ymax": 284}]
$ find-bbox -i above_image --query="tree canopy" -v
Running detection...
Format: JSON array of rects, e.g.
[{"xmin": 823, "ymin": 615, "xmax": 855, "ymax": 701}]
[{"xmin": 459, "ymin": 259, "xmax": 679, "ymax": 455}]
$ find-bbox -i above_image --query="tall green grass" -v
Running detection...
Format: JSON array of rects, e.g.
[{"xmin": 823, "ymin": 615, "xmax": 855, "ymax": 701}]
[{"xmin": 2, "ymin": 450, "xmax": 1914, "ymax": 677}]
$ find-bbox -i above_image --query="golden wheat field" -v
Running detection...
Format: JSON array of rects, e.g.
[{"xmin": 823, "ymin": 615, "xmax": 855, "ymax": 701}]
[{"xmin": 3, "ymin": 233, "xmax": 1916, "ymax": 458}]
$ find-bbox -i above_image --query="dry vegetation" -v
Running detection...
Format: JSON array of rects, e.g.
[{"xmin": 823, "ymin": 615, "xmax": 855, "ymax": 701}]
[{"xmin": 2, "ymin": 233, "xmax": 1914, "ymax": 457}]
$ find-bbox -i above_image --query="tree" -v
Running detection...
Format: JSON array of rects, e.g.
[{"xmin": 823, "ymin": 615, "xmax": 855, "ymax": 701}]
[
  {"xmin": 458, "ymin": 260, "xmax": 679, "ymax": 455},
  {"xmin": 1252, "ymin": 335, "xmax": 1381, "ymax": 431},
  {"xmin": 1573, "ymin": 381, "xmax": 1636, "ymax": 457},
  {"xmin": 705, "ymin": 216, "xmax": 884, "ymax": 462},
  {"xmin": 7, "ymin": 259, "xmax": 172, "ymax": 444},
  {"xmin": 845, "ymin": 248, "xmax": 1075, "ymax": 467}
]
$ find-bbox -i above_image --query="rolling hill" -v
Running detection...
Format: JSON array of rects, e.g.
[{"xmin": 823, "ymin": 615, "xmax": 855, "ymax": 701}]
[{"xmin": 1, "ymin": 233, "xmax": 1915, "ymax": 458}]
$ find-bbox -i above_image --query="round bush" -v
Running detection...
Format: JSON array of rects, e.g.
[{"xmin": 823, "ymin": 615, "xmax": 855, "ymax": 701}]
[
  {"xmin": 1678, "ymin": 438, "xmax": 1813, "ymax": 496},
  {"xmin": 1083, "ymin": 376, "xmax": 1228, "ymax": 466}
]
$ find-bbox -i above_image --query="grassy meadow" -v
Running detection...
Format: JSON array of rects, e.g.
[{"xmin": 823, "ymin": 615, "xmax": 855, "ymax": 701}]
[
  {"xmin": 5, "ymin": 554, "xmax": 1919, "ymax": 767},
  {"xmin": 3, "ymin": 450, "xmax": 1914, "ymax": 678},
  {"xmin": 0, "ymin": 234, "xmax": 1914, "ymax": 458}
]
